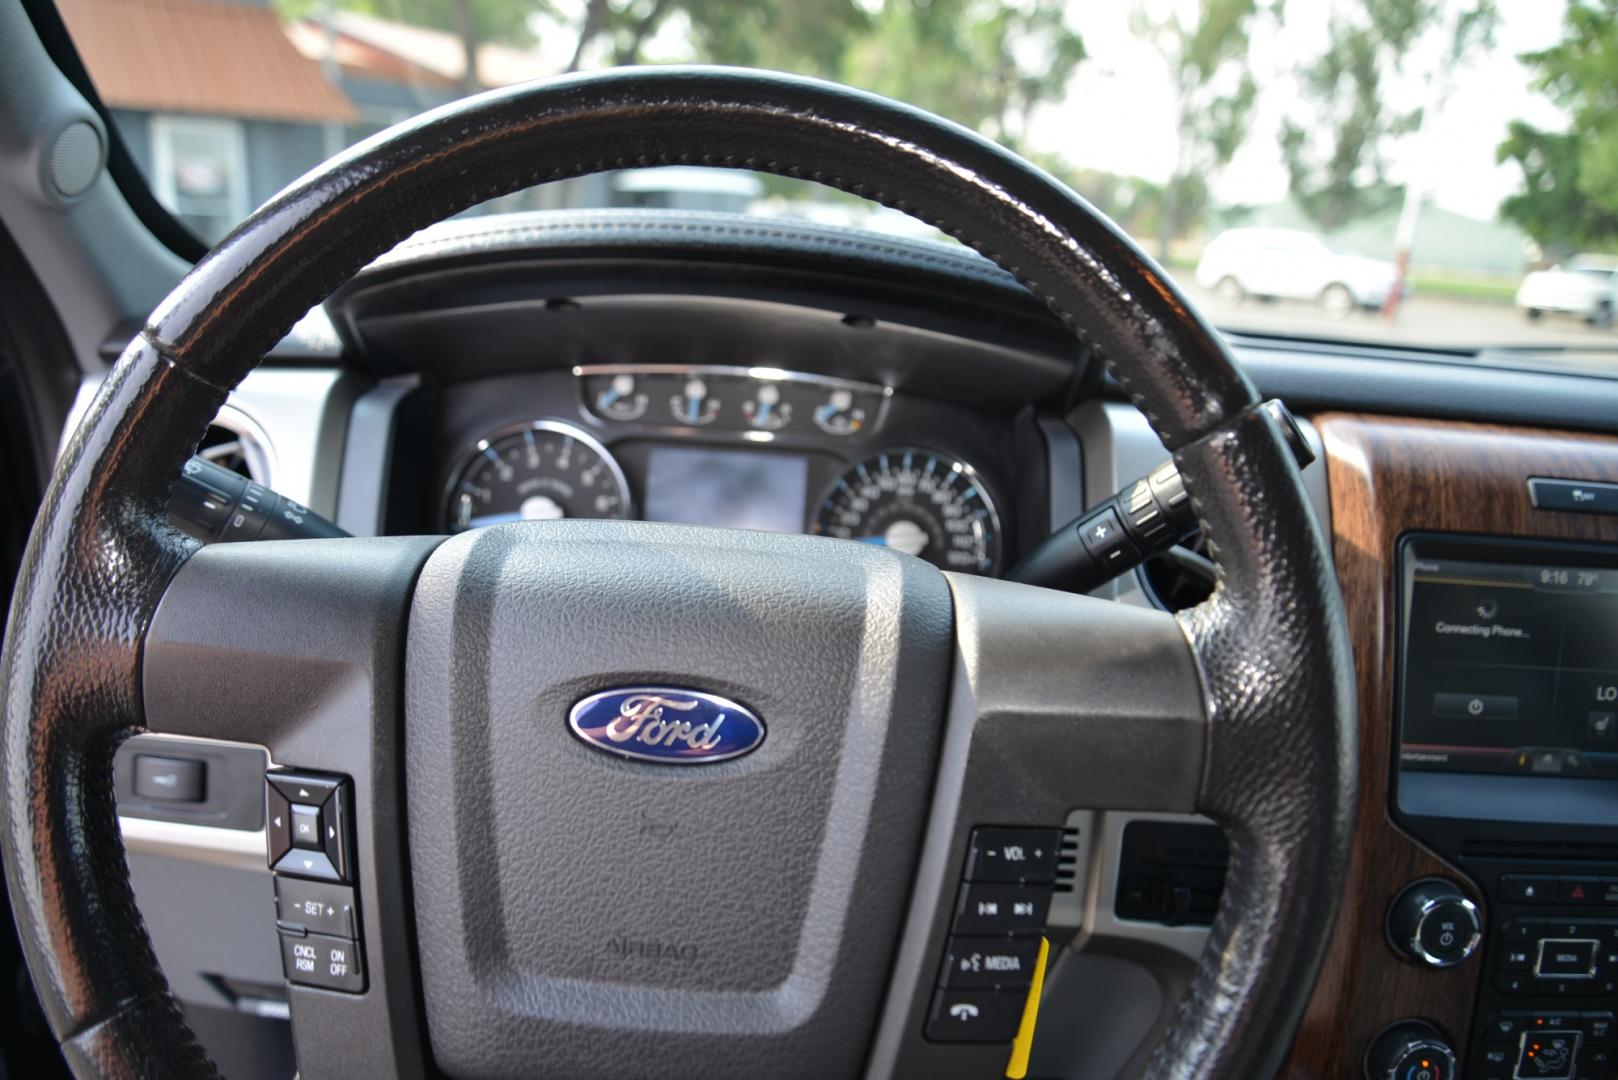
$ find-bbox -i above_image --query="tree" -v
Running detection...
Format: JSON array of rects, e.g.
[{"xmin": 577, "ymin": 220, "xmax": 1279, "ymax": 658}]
[
  {"xmin": 839, "ymin": 0, "xmax": 1085, "ymax": 150},
  {"xmin": 274, "ymin": 0, "xmax": 542, "ymax": 94},
  {"xmin": 1136, "ymin": 0, "xmax": 1261, "ymax": 259},
  {"xmin": 1497, "ymin": 0, "xmax": 1618, "ymax": 254},
  {"xmin": 1280, "ymin": 0, "xmax": 1496, "ymax": 232}
]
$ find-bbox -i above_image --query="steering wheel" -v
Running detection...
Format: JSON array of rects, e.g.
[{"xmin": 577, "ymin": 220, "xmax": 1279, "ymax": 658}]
[{"xmin": 0, "ymin": 68, "xmax": 1353, "ymax": 1079}]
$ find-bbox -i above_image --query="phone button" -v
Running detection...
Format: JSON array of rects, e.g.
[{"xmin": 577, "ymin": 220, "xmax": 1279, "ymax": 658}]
[{"xmin": 924, "ymin": 988, "xmax": 1025, "ymax": 1043}]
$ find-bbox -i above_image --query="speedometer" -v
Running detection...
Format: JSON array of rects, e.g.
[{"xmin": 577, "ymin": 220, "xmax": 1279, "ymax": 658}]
[
  {"xmin": 812, "ymin": 448, "xmax": 1002, "ymax": 575},
  {"xmin": 443, "ymin": 420, "xmax": 629, "ymax": 532}
]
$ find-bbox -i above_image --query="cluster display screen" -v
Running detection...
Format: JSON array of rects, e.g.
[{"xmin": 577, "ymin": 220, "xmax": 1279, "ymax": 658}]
[
  {"xmin": 642, "ymin": 446, "xmax": 808, "ymax": 533},
  {"xmin": 1400, "ymin": 542, "xmax": 1618, "ymax": 779}
]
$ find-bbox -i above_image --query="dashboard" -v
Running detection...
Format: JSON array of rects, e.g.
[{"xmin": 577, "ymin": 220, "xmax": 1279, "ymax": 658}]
[
  {"xmin": 70, "ymin": 209, "xmax": 1618, "ymax": 1080},
  {"xmin": 440, "ymin": 365, "xmax": 1005, "ymax": 575}
]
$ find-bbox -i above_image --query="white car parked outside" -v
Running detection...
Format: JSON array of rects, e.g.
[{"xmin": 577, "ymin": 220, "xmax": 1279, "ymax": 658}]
[
  {"xmin": 1195, "ymin": 227, "xmax": 1402, "ymax": 316},
  {"xmin": 1515, "ymin": 256, "xmax": 1618, "ymax": 327}
]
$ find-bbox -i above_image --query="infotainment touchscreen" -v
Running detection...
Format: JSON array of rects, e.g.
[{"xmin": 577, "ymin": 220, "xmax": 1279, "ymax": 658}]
[{"xmin": 1399, "ymin": 539, "xmax": 1618, "ymax": 779}]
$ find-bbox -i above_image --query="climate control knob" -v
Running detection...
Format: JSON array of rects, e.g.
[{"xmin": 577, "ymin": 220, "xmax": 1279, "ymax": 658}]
[
  {"xmin": 1364, "ymin": 1020, "xmax": 1456, "ymax": 1080},
  {"xmin": 1386, "ymin": 878, "xmax": 1481, "ymax": 968}
]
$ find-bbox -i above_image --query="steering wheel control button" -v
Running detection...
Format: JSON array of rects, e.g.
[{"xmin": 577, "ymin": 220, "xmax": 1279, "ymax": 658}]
[
  {"xmin": 938, "ymin": 937, "xmax": 1040, "ymax": 990},
  {"xmin": 952, "ymin": 883, "xmax": 1054, "ymax": 936},
  {"xmin": 965, "ymin": 828, "xmax": 1062, "ymax": 884},
  {"xmin": 924, "ymin": 989, "xmax": 1024, "ymax": 1043},
  {"xmin": 1077, "ymin": 507, "xmax": 1139, "ymax": 573},
  {"xmin": 275, "ymin": 848, "xmax": 340, "ymax": 881},
  {"xmin": 266, "ymin": 768, "xmax": 353, "ymax": 881},
  {"xmin": 1363, "ymin": 1019, "xmax": 1456, "ymax": 1080},
  {"xmin": 291, "ymin": 804, "xmax": 322, "ymax": 850},
  {"xmin": 1386, "ymin": 879, "xmax": 1481, "ymax": 968},
  {"xmin": 1516, "ymin": 1030, "xmax": 1582, "ymax": 1080},
  {"xmin": 131, "ymin": 754, "xmax": 206, "ymax": 802},
  {"xmin": 275, "ymin": 878, "xmax": 358, "ymax": 938},
  {"xmin": 268, "ymin": 771, "xmax": 340, "ymax": 807},
  {"xmin": 280, "ymin": 930, "xmax": 365, "ymax": 994}
]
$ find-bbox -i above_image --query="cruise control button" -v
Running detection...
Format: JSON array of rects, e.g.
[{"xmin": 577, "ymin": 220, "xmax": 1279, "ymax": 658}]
[
  {"xmin": 924, "ymin": 989, "xmax": 1025, "ymax": 1043},
  {"xmin": 964, "ymin": 828, "xmax": 1061, "ymax": 884},
  {"xmin": 275, "ymin": 877, "xmax": 358, "ymax": 938},
  {"xmin": 952, "ymin": 883, "xmax": 1052, "ymax": 936},
  {"xmin": 280, "ymin": 931, "xmax": 364, "ymax": 993},
  {"xmin": 939, "ymin": 936, "xmax": 1041, "ymax": 990}
]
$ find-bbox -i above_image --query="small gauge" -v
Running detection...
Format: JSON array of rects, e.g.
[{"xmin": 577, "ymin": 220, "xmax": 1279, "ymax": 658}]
[
  {"xmin": 669, "ymin": 377, "xmax": 720, "ymax": 426},
  {"xmin": 594, "ymin": 373, "xmax": 648, "ymax": 421},
  {"xmin": 443, "ymin": 421, "xmax": 629, "ymax": 533},
  {"xmin": 813, "ymin": 388, "xmax": 867, "ymax": 435},
  {"xmin": 742, "ymin": 383, "xmax": 792, "ymax": 430},
  {"xmin": 812, "ymin": 448, "xmax": 1002, "ymax": 575}
]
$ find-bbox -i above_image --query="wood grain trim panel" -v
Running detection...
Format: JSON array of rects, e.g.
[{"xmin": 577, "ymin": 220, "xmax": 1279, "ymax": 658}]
[{"xmin": 1282, "ymin": 414, "xmax": 1618, "ymax": 1078}]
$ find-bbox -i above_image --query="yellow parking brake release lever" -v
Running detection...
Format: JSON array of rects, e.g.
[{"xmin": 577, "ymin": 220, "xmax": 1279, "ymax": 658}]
[{"xmin": 1004, "ymin": 937, "xmax": 1050, "ymax": 1080}]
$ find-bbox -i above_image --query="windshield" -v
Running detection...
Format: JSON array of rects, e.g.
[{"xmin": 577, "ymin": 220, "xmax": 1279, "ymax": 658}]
[{"xmin": 53, "ymin": 0, "xmax": 1618, "ymax": 360}]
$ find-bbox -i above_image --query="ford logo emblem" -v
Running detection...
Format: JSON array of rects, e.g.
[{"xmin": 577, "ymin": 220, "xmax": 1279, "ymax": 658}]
[{"xmin": 568, "ymin": 688, "xmax": 765, "ymax": 764}]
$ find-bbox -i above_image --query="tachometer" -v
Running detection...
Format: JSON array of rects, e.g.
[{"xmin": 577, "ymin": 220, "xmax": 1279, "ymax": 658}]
[
  {"xmin": 812, "ymin": 448, "xmax": 1002, "ymax": 575},
  {"xmin": 443, "ymin": 421, "xmax": 629, "ymax": 532}
]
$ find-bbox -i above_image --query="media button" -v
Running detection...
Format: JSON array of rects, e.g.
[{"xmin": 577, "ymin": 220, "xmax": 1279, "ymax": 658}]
[
  {"xmin": 1537, "ymin": 939, "xmax": 1599, "ymax": 979},
  {"xmin": 939, "ymin": 936, "xmax": 1041, "ymax": 990}
]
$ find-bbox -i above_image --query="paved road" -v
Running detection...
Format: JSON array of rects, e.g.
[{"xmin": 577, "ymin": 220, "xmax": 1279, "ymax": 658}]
[{"xmin": 1175, "ymin": 280, "xmax": 1618, "ymax": 367}]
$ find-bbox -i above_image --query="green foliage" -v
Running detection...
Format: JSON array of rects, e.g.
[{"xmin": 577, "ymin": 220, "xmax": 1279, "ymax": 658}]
[
  {"xmin": 1281, "ymin": 0, "xmax": 1497, "ymax": 232},
  {"xmin": 274, "ymin": 0, "xmax": 538, "ymax": 47},
  {"xmin": 1498, "ymin": 0, "xmax": 1618, "ymax": 253},
  {"xmin": 1137, "ymin": 0, "xmax": 1262, "ymax": 253},
  {"xmin": 836, "ymin": 0, "xmax": 1084, "ymax": 147},
  {"xmin": 683, "ymin": 0, "xmax": 870, "ymax": 79},
  {"xmin": 278, "ymin": 0, "xmax": 1084, "ymax": 148}
]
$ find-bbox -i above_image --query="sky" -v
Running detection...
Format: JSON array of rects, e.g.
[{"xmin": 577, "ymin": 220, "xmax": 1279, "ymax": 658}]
[{"xmin": 1030, "ymin": 0, "xmax": 1572, "ymax": 221}]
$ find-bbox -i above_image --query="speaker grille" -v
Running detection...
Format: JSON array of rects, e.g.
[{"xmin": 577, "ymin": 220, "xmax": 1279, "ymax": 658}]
[{"xmin": 48, "ymin": 121, "xmax": 103, "ymax": 198}]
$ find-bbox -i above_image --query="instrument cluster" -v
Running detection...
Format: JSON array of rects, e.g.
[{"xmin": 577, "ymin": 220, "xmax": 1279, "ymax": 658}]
[{"xmin": 441, "ymin": 365, "xmax": 1008, "ymax": 576}]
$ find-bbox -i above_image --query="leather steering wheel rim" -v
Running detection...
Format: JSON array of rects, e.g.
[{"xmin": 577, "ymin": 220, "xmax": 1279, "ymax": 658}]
[{"xmin": 0, "ymin": 67, "xmax": 1354, "ymax": 1078}]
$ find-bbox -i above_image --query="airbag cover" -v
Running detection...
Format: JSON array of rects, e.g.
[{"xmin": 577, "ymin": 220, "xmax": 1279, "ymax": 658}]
[{"xmin": 405, "ymin": 520, "xmax": 952, "ymax": 1079}]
